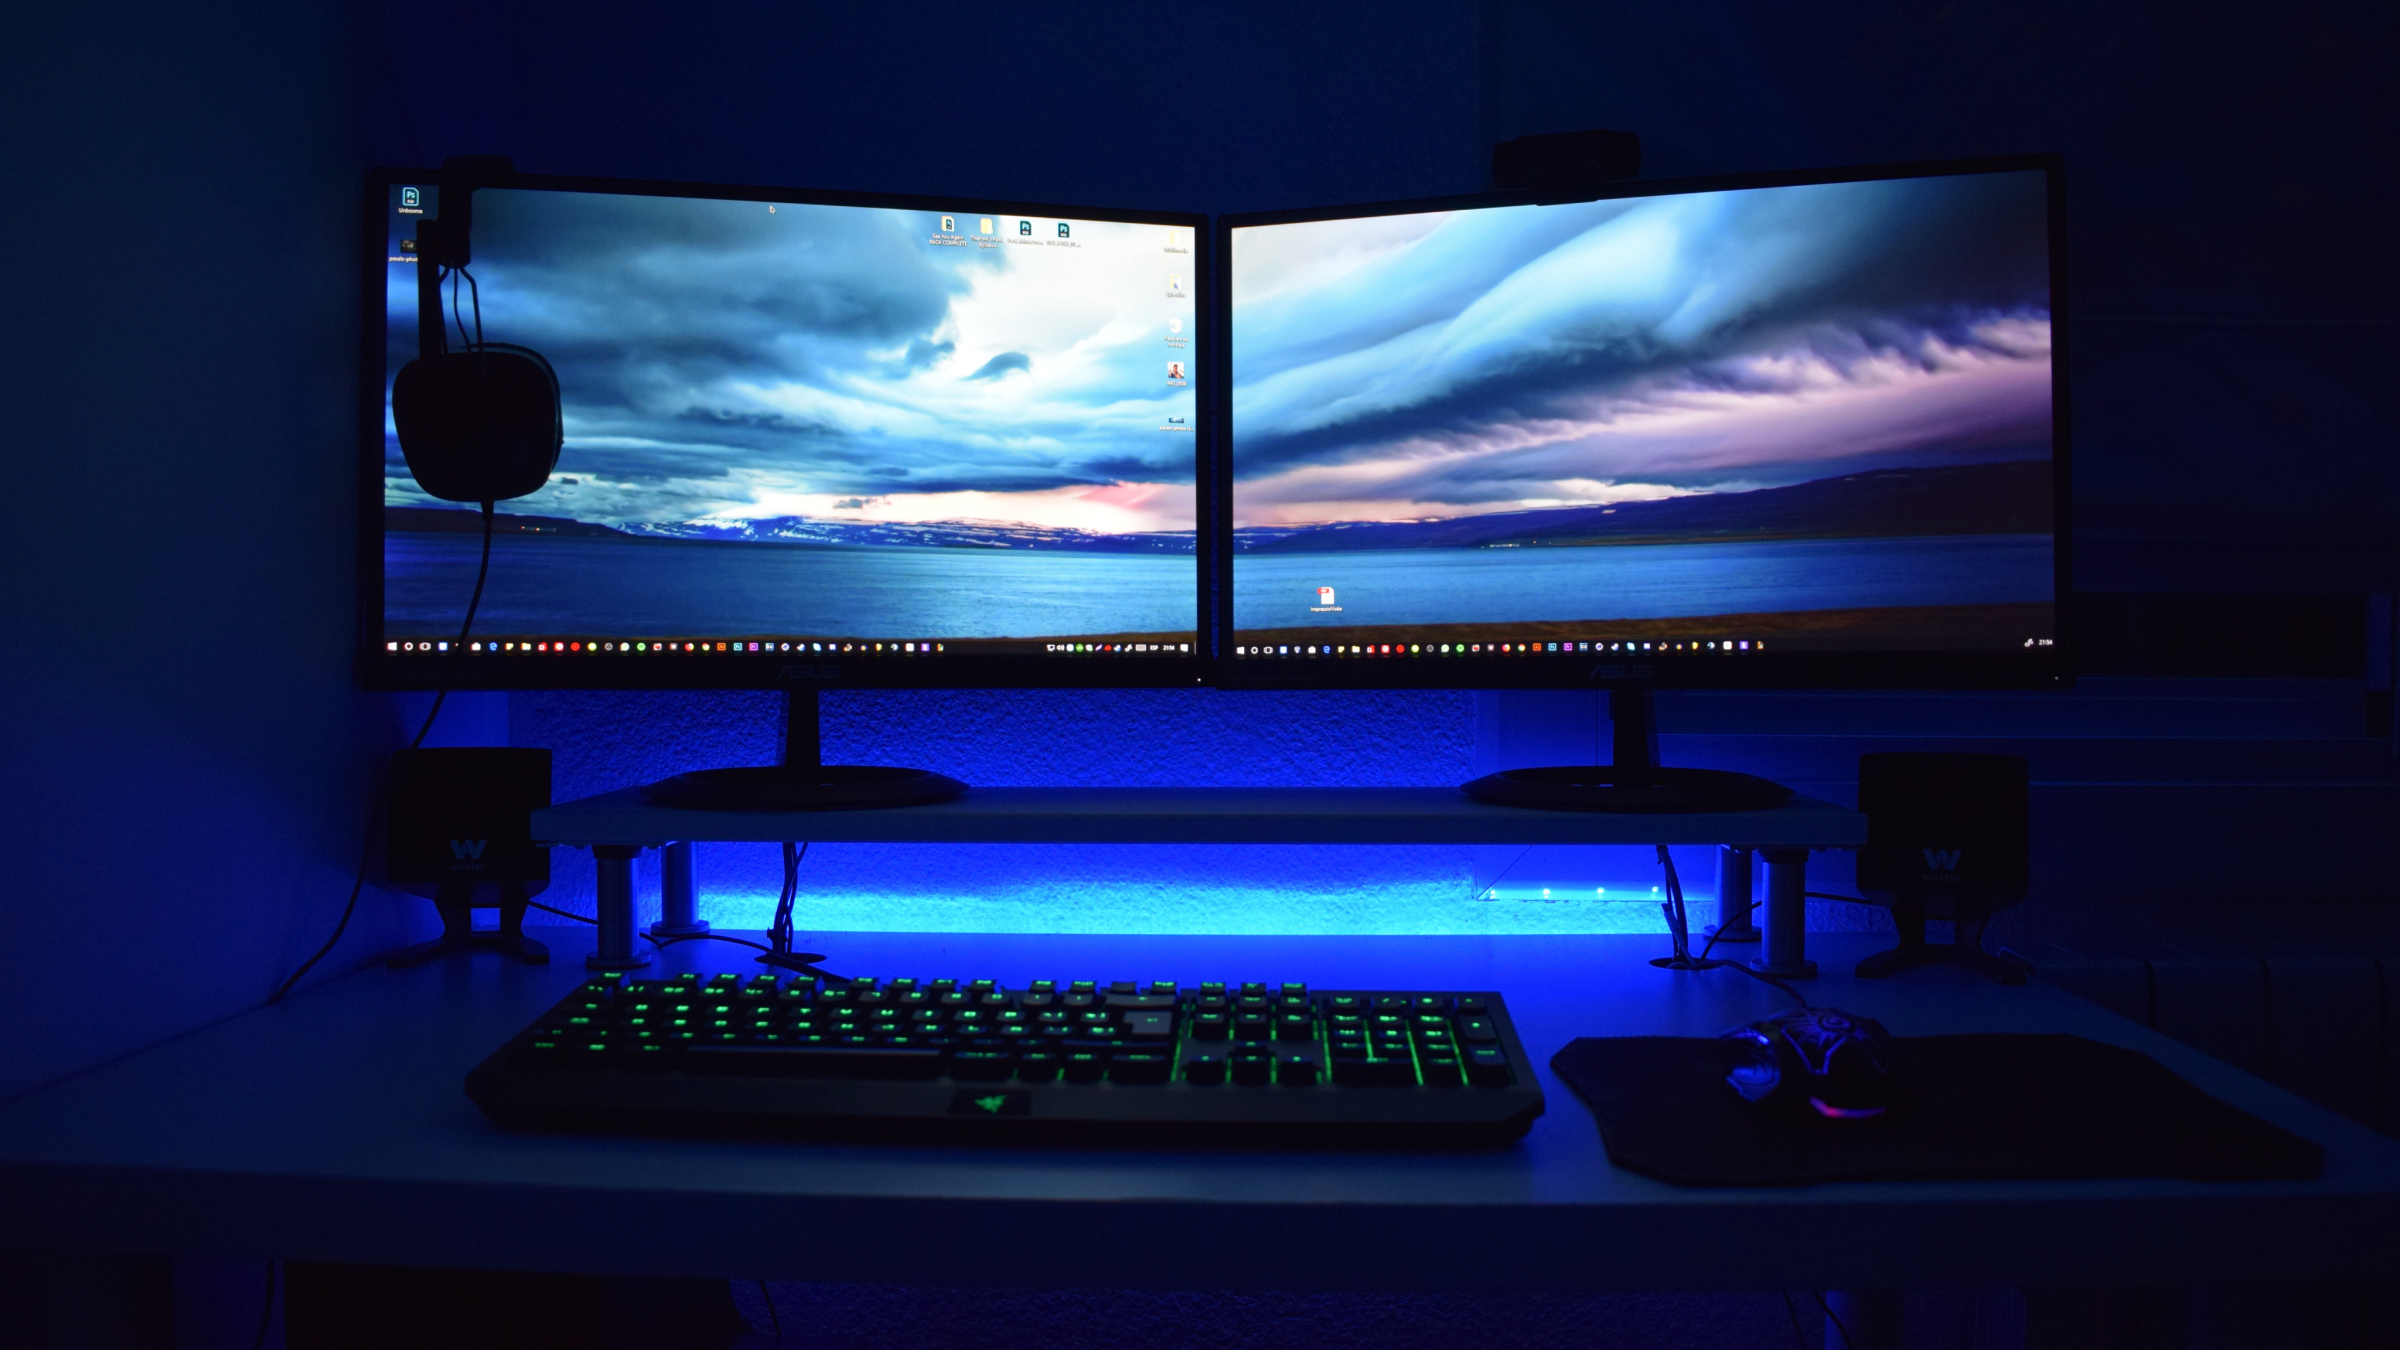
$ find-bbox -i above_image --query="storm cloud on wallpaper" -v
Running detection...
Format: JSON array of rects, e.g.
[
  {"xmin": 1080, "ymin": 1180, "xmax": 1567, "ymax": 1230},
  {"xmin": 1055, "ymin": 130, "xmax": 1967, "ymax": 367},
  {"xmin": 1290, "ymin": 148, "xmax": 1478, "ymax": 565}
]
[
  {"xmin": 380, "ymin": 188, "xmax": 1200, "ymax": 642},
  {"xmin": 1227, "ymin": 168, "xmax": 2056, "ymax": 650}
]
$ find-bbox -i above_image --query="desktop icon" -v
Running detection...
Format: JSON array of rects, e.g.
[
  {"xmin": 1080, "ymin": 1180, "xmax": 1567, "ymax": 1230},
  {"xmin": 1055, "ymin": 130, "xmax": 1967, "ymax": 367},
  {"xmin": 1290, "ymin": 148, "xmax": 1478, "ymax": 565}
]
[
  {"xmin": 401, "ymin": 186, "xmax": 420, "ymax": 209},
  {"xmin": 1168, "ymin": 316, "xmax": 1183, "ymax": 334},
  {"xmin": 1167, "ymin": 228, "xmax": 1182, "ymax": 248},
  {"xmin": 940, "ymin": 215, "xmax": 956, "ymax": 233},
  {"xmin": 1019, "ymin": 219, "xmax": 1032, "ymax": 235},
  {"xmin": 1317, "ymin": 586, "xmax": 1336, "ymax": 606},
  {"xmin": 980, "ymin": 218, "xmax": 993, "ymax": 234},
  {"xmin": 1168, "ymin": 274, "xmax": 1182, "ymax": 294},
  {"xmin": 1168, "ymin": 361, "xmax": 1185, "ymax": 380},
  {"xmin": 1057, "ymin": 222, "xmax": 1070, "ymax": 238}
]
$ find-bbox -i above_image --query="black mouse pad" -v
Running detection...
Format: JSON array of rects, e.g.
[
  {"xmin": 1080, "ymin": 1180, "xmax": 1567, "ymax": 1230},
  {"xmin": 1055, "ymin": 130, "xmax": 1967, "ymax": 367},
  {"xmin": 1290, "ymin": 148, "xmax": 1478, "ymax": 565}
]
[{"xmin": 1550, "ymin": 1034, "xmax": 2322, "ymax": 1187}]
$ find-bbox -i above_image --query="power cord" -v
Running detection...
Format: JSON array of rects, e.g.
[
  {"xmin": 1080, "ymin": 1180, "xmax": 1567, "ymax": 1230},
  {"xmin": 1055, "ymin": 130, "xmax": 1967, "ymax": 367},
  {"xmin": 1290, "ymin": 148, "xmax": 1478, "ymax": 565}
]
[
  {"xmin": 771, "ymin": 841, "xmax": 807, "ymax": 955},
  {"xmin": 449, "ymin": 265, "xmax": 483, "ymax": 353},
  {"xmin": 758, "ymin": 1280, "xmax": 783, "ymax": 1339},
  {"xmin": 755, "ymin": 840, "xmax": 846, "ymax": 978},
  {"xmin": 250, "ymin": 1261, "xmax": 278, "ymax": 1350},
  {"xmin": 268, "ymin": 501, "xmax": 495, "ymax": 1005},
  {"xmin": 1648, "ymin": 848, "xmax": 1812, "ymax": 1009},
  {"xmin": 1781, "ymin": 1291, "xmax": 1809, "ymax": 1349},
  {"xmin": 1810, "ymin": 1290, "xmax": 1856, "ymax": 1350},
  {"xmin": 522, "ymin": 898, "xmax": 850, "ymax": 981}
]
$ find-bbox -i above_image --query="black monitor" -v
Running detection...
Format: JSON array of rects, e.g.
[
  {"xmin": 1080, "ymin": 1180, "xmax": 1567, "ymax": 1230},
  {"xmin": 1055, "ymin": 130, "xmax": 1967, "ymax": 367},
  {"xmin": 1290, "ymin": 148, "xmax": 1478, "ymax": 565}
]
[
  {"xmin": 360, "ymin": 169, "xmax": 1210, "ymax": 698},
  {"xmin": 1215, "ymin": 155, "xmax": 2068, "ymax": 697}
]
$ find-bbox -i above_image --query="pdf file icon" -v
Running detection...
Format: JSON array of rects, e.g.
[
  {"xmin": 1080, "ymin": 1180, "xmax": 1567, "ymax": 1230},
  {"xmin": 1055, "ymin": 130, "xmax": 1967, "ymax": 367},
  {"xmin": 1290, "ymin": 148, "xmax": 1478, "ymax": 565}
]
[{"xmin": 1317, "ymin": 586, "xmax": 1336, "ymax": 606}]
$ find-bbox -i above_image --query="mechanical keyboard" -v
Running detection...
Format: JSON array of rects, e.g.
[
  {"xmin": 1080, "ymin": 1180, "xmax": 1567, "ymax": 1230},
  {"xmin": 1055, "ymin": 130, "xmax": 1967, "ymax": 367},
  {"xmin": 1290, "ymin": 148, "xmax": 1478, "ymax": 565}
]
[{"xmin": 467, "ymin": 972, "xmax": 1546, "ymax": 1146}]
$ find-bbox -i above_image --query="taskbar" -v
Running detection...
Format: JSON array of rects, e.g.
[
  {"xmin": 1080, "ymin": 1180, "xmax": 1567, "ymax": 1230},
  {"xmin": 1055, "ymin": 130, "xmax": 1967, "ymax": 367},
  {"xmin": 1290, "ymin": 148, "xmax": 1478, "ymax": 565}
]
[
  {"xmin": 383, "ymin": 636, "xmax": 1196, "ymax": 657},
  {"xmin": 1233, "ymin": 637, "xmax": 1766, "ymax": 658}
]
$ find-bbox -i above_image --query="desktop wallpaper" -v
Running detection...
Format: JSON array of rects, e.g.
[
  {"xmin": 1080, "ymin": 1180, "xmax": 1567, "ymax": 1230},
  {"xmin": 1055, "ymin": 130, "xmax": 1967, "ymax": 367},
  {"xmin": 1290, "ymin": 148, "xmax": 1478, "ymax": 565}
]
[
  {"xmin": 1229, "ymin": 169, "xmax": 2056, "ymax": 654},
  {"xmin": 383, "ymin": 186, "xmax": 1200, "ymax": 647}
]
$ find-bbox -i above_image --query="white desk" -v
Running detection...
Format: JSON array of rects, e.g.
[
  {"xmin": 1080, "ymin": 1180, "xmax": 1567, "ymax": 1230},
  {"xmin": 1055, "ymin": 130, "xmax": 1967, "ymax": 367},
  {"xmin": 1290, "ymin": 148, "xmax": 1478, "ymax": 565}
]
[{"xmin": 2, "ymin": 933, "xmax": 2394, "ymax": 1294}]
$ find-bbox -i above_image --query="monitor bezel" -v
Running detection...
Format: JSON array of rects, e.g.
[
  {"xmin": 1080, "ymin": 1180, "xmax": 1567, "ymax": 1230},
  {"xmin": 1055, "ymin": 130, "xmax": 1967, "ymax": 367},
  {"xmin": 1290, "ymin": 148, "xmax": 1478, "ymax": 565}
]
[
  {"xmin": 1210, "ymin": 152, "xmax": 2072, "ymax": 691},
  {"xmin": 357, "ymin": 166, "xmax": 1214, "ymax": 692}
]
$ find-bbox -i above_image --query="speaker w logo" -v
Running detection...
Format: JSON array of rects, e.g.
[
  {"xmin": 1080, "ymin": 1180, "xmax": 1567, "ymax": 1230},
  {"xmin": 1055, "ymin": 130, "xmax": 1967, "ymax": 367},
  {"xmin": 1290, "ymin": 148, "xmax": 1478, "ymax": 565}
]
[
  {"xmin": 1922, "ymin": 848, "xmax": 1962, "ymax": 872},
  {"xmin": 450, "ymin": 839, "xmax": 488, "ymax": 861}
]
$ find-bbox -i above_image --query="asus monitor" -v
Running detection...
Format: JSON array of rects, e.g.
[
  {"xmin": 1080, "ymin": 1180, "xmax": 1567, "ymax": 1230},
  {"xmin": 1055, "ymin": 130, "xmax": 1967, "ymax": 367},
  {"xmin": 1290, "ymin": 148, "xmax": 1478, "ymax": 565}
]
[
  {"xmin": 362, "ymin": 169, "xmax": 1209, "ymax": 696},
  {"xmin": 1217, "ymin": 154, "xmax": 2067, "ymax": 695}
]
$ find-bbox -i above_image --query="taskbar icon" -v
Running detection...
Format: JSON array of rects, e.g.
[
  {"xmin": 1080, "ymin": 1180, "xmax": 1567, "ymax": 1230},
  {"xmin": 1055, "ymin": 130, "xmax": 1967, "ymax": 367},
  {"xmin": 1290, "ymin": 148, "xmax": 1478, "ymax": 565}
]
[
  {"xmin": 392, "ymin": 637, "xmax": 950, "ymax": 655},
  {"xmin": 1047, "ymin": 642, "xmax": 1192, "ymax": 654},
  {"xmin": 1232, "ymin": 638, "xmax": 1764, "ymax": 657}
]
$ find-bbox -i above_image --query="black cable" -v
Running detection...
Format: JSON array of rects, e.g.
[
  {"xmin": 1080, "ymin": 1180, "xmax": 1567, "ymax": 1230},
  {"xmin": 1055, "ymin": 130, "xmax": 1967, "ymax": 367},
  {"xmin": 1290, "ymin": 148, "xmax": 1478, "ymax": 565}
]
[
  {"xmin": 650, "ymin": 929, "xmax": 850, "ymax": 981},
  {"xmin": 758, "ymin": 1280, "xmax": 783, "ymax": 1339},
  {"xmin": 1810, "ymin": 1290, "xmax": 1854, "ymax": 1350},
  {"xmin": 1695, "ymin": 900, "xmax": 1759, "ymax": 962},
  {"xmin": 1780, "ymin": 1291, "xmax": 1809, "ymax": 1350},
  {"xmin": 1806, "ymin": 892, "xmax": 1872, "ymax": 905},
  {"xmin": 270, "ymin": 503, "xmax": 495, "ymax": 1004},
  {"xmin": 653, "ymin": 931, "xmax": 769, "ymax": 953},
  {"xmin": 449, "ymin": 266, "xmax": 484, "ymax": 353},
  {"xmin": 250, "ymin": 1261, "xmax": 277, "ymax": 1350},
  {"xmin": 771, "ymin": 841, "xmax": 808, "ymax": 955},
  {"xmin": 1655, "ymin": 844, "xmax": 1696, "ymax": 962},
  {"xmin": 523, "ymin": 897, "xmax": 846, "ymax": 976},
  {"xmin": 402, "ymin": 502, "xmax": 494, "ymax": 754},
  {"xmin": 1720, "ymin": 959, "xmax": 1811, "ymax": 1009}
]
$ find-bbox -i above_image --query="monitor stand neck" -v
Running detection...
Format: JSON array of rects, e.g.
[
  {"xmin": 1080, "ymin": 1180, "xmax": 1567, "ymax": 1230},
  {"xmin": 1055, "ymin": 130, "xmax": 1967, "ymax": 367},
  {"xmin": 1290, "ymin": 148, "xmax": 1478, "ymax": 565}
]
[
  {"xmin": 629, "ymin": 688, "xmax": 965, "ymax": 811},
  {"xmin": 784, "ymin": 688, "xmax": 822, "ymax": 771},
  {"xmin": 1609, "ymin": 688, "xmax": 1659, "ymax": 774}
]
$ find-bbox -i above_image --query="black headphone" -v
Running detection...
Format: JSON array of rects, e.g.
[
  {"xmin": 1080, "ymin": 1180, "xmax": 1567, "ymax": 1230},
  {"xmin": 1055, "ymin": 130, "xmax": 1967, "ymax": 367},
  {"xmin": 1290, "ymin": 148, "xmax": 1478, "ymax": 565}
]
[{"xmin": 390, "ymin": 155, "xmax": 562, "ymax": 505}]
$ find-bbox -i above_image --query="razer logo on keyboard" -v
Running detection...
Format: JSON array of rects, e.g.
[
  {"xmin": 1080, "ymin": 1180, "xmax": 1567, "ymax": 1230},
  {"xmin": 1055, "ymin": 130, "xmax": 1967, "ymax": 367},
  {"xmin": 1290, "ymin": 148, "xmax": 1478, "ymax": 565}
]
[{"xmin": 947, "ymin": 1089, "xmax": 1030, "ymax": 1117}]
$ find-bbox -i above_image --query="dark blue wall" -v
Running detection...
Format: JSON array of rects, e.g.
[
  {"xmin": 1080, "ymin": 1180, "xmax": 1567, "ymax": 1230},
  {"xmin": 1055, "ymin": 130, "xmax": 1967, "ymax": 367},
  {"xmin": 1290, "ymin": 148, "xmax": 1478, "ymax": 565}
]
[
  {"xmin": 1477, "ymin": 1, "xmax": 2400, "ymax": 592},
  {"xmin": 3, "ymin": 0, "xmax": 2391, "ymax": 1102},
  {"xmin": 1, "ymin": 2, "xmax": 389, "ymax": 1101}
]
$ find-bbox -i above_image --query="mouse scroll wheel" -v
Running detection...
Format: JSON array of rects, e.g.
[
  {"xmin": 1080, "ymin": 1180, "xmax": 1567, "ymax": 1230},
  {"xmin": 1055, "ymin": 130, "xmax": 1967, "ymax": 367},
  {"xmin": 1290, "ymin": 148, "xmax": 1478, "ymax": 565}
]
[{"xmin": 1818, "ymin": 1014, "xmax": 1852, "ymax": 1031}]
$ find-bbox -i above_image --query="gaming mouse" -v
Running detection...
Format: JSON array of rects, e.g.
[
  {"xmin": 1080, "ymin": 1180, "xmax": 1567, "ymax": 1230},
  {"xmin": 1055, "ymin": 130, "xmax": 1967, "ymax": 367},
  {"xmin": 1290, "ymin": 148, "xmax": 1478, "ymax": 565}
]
[{"xmin": 1720, "ymin": 1006, "xmax": 1896, "ymax": 1118}]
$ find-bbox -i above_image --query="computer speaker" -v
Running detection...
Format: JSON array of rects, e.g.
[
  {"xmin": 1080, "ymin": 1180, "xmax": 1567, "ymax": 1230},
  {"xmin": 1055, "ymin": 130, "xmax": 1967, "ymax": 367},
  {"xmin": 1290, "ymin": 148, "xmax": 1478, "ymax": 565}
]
[
  {"xmin": 386, "ymin": 747, "xmax": 551, "ymax": 889},
  {"xmin": 1856, "ymin": 751, "xmax": 2030, "ymax": 902},
  {"xmin": 1853, "ymin": 751, "xmax": 2031, "ymax": 983},
  {"xmin": 386, "ymin": 747, "xmax": 553, "ymax": 967}
]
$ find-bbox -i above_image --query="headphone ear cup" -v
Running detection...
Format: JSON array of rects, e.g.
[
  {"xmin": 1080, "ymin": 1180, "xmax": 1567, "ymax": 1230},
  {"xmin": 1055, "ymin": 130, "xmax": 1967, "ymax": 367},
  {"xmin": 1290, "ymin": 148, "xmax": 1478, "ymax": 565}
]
[{"xmin": 392, "ymin": 347, "xmax": 561, "ymax": 503}]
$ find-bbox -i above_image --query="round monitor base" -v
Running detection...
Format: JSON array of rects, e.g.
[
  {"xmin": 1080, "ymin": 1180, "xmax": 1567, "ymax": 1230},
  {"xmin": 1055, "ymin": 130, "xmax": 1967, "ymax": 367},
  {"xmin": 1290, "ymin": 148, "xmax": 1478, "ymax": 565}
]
[
  {"xmin": 1460, "ymin": 765, "xmax": 1794, "ymax": 814},
  {"xmin": 640, "ymin": 765, "xmax": 968, "ymax": 812}
]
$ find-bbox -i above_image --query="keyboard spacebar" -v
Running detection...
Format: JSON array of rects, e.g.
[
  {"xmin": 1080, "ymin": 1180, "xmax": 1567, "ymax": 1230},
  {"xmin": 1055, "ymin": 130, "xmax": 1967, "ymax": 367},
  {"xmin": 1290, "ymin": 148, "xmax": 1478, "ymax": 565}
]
[{"xmin": 685, "ymin": 1045, "xmax": 945, "ymax": 1079}]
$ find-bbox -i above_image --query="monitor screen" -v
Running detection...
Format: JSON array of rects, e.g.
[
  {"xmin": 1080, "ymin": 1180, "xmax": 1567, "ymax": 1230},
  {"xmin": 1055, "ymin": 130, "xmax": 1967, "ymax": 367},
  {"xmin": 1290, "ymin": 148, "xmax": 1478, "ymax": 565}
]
[
  {"xmin": 362, "ymin": 170, "xmax": 1207, "ymax": 688},
  {"xmin": 1219, "ymin": 156, "xmax": 2066, "ymax": 688}
]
